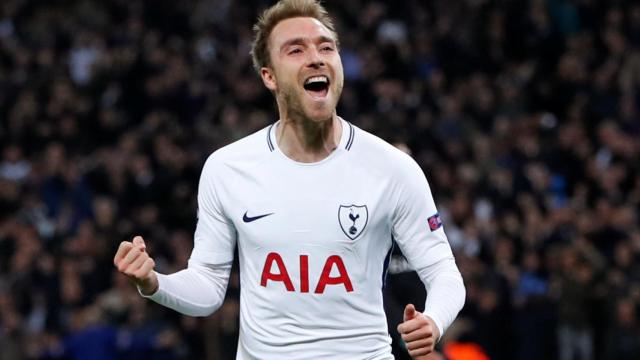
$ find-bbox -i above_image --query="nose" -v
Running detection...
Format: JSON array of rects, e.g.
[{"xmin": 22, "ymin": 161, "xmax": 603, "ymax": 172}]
[{"xmin": 306, "ymin": 47, "xmax": 324, "ymax": 69}]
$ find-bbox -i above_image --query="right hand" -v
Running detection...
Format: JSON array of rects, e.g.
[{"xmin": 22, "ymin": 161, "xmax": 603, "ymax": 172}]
[{"xmin": 114, "ymin": 236, "xmax": 158, "ymax": 295}]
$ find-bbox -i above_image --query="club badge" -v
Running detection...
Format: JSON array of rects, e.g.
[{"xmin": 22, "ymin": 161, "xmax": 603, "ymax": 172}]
[{"xmin": 338, "ymin": 205, "xmax": 368, "ymax": 240}]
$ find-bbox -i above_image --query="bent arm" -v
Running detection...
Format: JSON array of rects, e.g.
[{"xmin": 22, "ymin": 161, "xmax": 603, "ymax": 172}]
[
  {"xmin": 141, "ymin": 154, "xmax": 237, "ymax": 317},
  {"xmin": 140, "ymin": 259, "xmax": 232, "ymax": 317},
  {"xmin": 415, "ymin": 256, "xmax": 465, "ymax": 339},
  {"xmin": 390, "ymin": 151, "xmax": 466, "ymax": 339}
]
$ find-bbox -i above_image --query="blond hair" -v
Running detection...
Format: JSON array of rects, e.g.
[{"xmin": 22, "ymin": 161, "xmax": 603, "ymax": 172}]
[{"xmin": 250, "ymin": 0, "xmax": 339, "ymax": 73}]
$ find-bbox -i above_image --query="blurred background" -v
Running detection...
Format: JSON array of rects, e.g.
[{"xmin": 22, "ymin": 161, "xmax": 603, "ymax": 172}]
[{"xmin": 0, "ymin": 0, "xmax": 639, "ymax": 359}]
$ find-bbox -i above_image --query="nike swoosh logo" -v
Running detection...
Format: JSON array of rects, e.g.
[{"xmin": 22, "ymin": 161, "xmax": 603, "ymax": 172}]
[{"xmin": 243, "ymin": 211, "xmax": 274, "ymax": 223}]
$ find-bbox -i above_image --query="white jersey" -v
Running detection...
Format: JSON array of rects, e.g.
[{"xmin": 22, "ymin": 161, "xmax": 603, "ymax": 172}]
[{"xmin": 187, "ymin": 118, "xmax": 457, "ymax": 359}]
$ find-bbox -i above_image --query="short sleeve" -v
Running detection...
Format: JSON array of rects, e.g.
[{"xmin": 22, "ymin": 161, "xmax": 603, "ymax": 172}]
[
  {"xmin": 191, "ymin": 155, "xmax": 237, "ymax": 265},
  {"xmin": 391, "ymin": 154, "xmax": 453, "ymax": 270}
]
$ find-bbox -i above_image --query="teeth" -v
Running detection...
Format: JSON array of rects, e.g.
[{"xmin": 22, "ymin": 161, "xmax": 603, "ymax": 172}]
[{"xmin": 305, "ymin": 76, "xmax": 328, "ymax": 85}]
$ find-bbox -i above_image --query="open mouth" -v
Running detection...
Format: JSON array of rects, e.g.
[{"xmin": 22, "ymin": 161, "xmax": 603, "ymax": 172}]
[{"xmin": 303, "ymin": 75, "xmax": 330, "ymax": 98}]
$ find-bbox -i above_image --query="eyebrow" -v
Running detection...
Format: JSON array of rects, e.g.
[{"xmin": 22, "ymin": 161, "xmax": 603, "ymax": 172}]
[{"xmin": 280, "ymin": 36, "xmax": 336, "ymax": 51}]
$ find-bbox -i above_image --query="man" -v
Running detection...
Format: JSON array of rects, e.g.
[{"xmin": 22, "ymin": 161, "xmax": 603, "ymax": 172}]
[{"xmin": 113, "ymin": 0, "xmax": 465, "ymax": 358}]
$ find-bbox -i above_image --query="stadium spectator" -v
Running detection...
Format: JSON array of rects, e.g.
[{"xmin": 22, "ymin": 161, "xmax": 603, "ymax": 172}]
[{"xmin": 1, "ymin": 0, "xmax": 639, "ymax": 359}]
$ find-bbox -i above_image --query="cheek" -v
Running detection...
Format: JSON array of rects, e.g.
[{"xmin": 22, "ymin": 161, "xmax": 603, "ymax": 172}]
[
  {"xmin": 275, "ymin": 71, "xmax": 298, "ymax": 91},
  {"xmin": 277, "ymin": 77, "xmax": 298, "ymax": 98},
  {"xmin": 332, "ymin": 62, "xmax": 345, "ymax": 87},
  {"xmin": 333, "ymin": 71, "xmax": 344, "ymax": 95},
  {"xmin": 335, "ymin": 72, "xmax": 344, "ymax": 89}
]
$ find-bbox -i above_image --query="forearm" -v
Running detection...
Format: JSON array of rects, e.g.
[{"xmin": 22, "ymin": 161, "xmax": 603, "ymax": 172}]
[
  {"xmin": 140, "ymin": 259, "xmax": 231, "ymax": 316},
  {"xmin": 415, "ymin": 257, "xmax": 466, "ymax": 339}
]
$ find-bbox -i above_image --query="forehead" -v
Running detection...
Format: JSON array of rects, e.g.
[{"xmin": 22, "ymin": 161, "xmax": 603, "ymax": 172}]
[{"xmin": 269, "ymin": 17, "xmax": 335, "ymax": 48}]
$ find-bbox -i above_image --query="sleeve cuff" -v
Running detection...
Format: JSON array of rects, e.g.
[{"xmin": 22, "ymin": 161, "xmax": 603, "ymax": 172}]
[
  {"xmin": 422, "ymin": 310, "xmax": 444, "ymax": 343},
  {"xmin": 137, "ymin": 271, "xmax": 163, "ymax": 300}
]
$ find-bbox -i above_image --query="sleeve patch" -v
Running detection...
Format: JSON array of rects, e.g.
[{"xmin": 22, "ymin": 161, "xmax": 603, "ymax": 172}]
[{"xmin": 428, "ymin": 213, "xmax": 442, "ymax": 231}]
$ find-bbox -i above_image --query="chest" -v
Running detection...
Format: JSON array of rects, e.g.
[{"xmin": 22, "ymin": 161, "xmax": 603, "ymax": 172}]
[{"xmin": 221, "ymin": 162, "xmax": 392, "ymax": 250}]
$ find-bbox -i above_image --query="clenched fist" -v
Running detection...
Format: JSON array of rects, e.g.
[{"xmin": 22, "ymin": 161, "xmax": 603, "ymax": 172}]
[
  {"xmin": 397, "ymin": 304, "xmax": 440, "ymax": 359},
  {"xmin": 113, "ymin": 236, "xmax": 158, "ymax": 295}
]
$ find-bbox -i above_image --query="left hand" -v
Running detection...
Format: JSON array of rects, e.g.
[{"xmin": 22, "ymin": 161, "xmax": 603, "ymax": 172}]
[{"xmin": 397, "ymin": 304, "xmax": 440, "ymax": 359}]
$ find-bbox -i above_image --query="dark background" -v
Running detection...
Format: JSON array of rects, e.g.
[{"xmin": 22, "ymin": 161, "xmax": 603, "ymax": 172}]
[{"xmin": 0, "ymin": 0, "xmax": 639, "ymax": 359}]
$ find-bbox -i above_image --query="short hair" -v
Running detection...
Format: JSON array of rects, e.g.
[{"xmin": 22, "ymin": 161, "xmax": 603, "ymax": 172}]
[{"xmin": 250, "ymin": 0, "xmax": 339, "ymax": 73}]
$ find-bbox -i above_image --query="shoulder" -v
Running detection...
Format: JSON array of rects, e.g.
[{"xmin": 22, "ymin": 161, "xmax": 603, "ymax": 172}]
[
  {"xmin": 348, "ymin": 124, "xmax": 424, "ymax": 179},
  {"xmin": 201, "ymin": 124, "xmax": 275, "ymax": 175}
]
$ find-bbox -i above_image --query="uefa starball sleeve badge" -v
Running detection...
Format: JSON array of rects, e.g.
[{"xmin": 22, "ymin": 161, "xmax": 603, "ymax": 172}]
[{"xmin": 427, "ymin": 212, "xmax": 442, "ymax": 231}]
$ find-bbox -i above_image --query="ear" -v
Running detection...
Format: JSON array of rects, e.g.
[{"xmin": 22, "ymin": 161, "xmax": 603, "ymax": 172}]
[{"xmin": 260, "ymin": 67, "xmax": 277, "ymax": 92}]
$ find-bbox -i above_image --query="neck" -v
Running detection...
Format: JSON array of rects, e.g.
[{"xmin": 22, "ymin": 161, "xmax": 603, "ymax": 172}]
[{"xmin": 275, "ymin": 112, "xmax": 342, "ymax": 163}]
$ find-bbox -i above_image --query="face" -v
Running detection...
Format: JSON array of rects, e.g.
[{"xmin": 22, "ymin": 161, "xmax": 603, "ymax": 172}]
[{"xmin": 261, "ymin": 17, "xmax": 344, "ymax": 123}]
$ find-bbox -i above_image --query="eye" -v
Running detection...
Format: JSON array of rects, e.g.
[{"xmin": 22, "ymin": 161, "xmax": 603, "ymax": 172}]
[
  {"xmin": 321, "ymin": 45, "xmax": 334, "ymax": 52},
  {"xmin": 288, "ymin": 48, "xmax": 303, "ymax": 55}
]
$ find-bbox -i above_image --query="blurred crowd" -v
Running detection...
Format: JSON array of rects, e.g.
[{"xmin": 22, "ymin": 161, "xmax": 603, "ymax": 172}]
[{"xmin": 1, "ymin": 0, "xmax": 639, "ymax": 359}]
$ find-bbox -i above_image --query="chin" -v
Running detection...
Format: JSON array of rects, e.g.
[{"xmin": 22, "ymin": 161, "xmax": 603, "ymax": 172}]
[
  {"xmin": 304, "ymin": 107, "xmax": 334, "ymax": 123},
  {"xmin": 304, "ymin": 97, "xmax": 337, "ymax": 122}
]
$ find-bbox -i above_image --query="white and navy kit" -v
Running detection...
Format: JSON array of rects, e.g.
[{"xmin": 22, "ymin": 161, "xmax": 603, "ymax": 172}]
[{"xmin": 144, "ymin": 118, "xmax": 465, "ymax": 359}]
